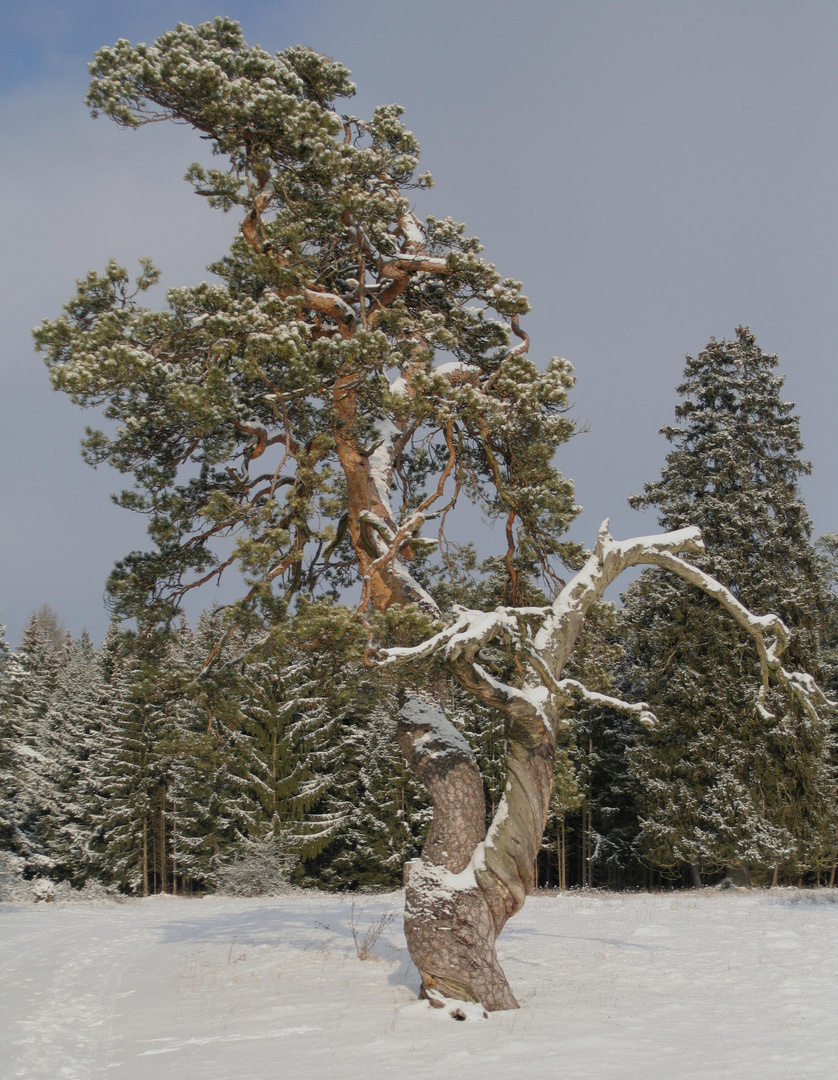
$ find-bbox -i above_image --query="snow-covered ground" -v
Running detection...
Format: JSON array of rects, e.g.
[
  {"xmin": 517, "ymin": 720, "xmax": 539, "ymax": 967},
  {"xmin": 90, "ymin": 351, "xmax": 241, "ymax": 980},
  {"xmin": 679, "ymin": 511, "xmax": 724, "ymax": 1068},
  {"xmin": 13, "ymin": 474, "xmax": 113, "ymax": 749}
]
[{"xmin": 2, "ymin": 888, "xmax": 837, "ymax": 1079}]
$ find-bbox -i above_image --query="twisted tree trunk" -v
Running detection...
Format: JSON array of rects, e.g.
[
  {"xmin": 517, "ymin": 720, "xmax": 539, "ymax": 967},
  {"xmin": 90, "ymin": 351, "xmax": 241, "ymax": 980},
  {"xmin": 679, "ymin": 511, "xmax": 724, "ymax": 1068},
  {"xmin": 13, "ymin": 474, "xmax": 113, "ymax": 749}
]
[
  {"xmin": 382, "ymin": 522, "xmax": 830, "ymax": 1013},
  {"xmin": 398, "ymin": 695, "xmax": 557, "ymax": 1011}
]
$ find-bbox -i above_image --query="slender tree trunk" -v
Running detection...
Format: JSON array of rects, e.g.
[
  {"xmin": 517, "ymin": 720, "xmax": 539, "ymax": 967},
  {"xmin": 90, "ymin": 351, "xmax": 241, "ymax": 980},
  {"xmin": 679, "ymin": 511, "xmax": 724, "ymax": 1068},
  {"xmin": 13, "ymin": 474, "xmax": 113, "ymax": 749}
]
[
  {"xmin": 142, "ymin": 818, "xmax": 149, "ymax": 897},
  {"xmin": 580, "ymin": 808, "xmax": 586, "ymax": 886},
  {"xmin": 587, "ymin": 739, "xmax": 594, "ymax": 887},
  {"xmin": 151, "ymin": 817, "xmax": 157, "ymax": 894},
  {"xmin": 171, "ymin": 798, "xmax": 177, "ymax": 896},
  {"xmin": 159, "ymin": 791, "xmax": 167, "ymax": 894}
]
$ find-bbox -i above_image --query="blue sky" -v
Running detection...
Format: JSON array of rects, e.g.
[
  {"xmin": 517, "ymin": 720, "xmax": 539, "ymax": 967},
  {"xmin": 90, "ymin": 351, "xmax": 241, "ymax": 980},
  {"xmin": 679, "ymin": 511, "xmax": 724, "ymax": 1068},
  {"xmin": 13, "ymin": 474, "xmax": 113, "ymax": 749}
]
[{"xmin": 1, "ymin": 0, "xmax": 836, "ymax": 645}]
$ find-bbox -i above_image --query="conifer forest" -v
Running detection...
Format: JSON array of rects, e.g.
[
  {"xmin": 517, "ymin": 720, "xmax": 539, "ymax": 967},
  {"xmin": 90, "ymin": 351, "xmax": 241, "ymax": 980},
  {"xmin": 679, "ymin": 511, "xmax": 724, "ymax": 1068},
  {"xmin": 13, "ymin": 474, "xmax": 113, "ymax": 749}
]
[{"xmin": 3, "ymin": 17, "xmax": 838, "ymax": 1016}]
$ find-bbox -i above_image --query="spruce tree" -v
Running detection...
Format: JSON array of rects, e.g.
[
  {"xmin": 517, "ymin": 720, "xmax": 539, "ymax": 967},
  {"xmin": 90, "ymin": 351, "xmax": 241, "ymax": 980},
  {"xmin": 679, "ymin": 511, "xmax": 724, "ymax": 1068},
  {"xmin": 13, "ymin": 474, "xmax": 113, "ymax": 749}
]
[
  {"xmin": 558, "ymin": 602, "xmax": 635, "ymax": 889},
  {"xmin": 166, "ymin": 611, "xmax": 269, "ymax": 892},
  {"xmin": 259, "ymin": 601, "xmax": 428, "ymax": 889},
  {"xmin": 623, "ymin": 327, "xmax": 834, "ymax": 884},
  {"xmin": 4, "ymin": 615, "xmax": 64, "ymax": 876},
  {"xmin": 35, "ymin": 631, "xmax": 102, "ymax": 884},
  {"xmin": 814, "ymin": 533, "xmax": 838, "ymax": 697},
  {"xmin": 0, "ymin": 618, "xmax": 29, "ymax": 875},
  {"xmin": 89, "ymin": 624, "xmax": 172, "ymax": 894}
]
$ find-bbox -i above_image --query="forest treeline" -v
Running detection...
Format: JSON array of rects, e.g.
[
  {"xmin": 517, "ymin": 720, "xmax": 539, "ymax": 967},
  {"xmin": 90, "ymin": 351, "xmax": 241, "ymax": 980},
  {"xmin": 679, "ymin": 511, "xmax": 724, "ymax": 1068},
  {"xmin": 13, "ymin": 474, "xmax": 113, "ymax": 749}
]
[{"xmin": 4, "ymin": 330, "xmax": 838, "ymax": 898}]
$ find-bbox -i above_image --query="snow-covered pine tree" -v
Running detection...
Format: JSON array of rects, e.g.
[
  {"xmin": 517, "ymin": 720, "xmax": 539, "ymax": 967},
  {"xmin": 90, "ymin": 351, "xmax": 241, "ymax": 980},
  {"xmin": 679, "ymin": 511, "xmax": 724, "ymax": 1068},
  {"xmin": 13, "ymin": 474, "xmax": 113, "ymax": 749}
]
[
  {"xmin": 36, "ymin": 18, "xmax": 578, "ymax": 648},
  {"xmin": 623, "ymin": 327, "xmax": 834, "ymax": 885},
  {"xmin": 552, "ymin": 600, "xmax": 634, "ymax": 889},
  {"xmin": 250, "ymin": 600, "xmax": 429, "ymax": 890},
  {"xmin": 814, "ymin": 533, "xmax": 838, "ymax": 698},
  {"xmin": 312, "ymin": 673, "xmax": 432, "ymax": 891},
  {"xmin": 33, "ymin": 18, "xmax": 584, "ymax": 993},
  {"xmin": 0, "ymin": 617, "xmax": 30, "ymax": 882},
  {"xmin": 229, "ymin": 600, "xmax": 364, "ymax": 885},
  {"xmin": 87, "ymin": 624, "xmax": 158, "ymax": 893},
  {"xmin": 3, "ymin": 614, "xmax": 65, "ymax": 877},
  {"xmin": 165, "ymin": 610, "xmax": 269, "ymax": 893},
  {"xmin": 34, "ymin": 630, "xmax": 102, "ymax": 884}
]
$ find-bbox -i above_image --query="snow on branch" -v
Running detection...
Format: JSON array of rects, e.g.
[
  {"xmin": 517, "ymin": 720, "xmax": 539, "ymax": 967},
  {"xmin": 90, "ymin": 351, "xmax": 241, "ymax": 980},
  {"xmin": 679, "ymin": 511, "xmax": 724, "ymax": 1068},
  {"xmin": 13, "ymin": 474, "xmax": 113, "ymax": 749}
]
[
  {"xmin": 643, "ymin": 549, "xmax": 834, "ymax": 723},
  {"xmin": 373, "ymin": 520, "xmax": 829, "ymax": 733},
  {"xmin": 556, "ymin": 679, "xmax": 658, "ymax": 727},
  {"xmin": 375, "ymin": 604, "xmax": 549, "ymax": 668}
]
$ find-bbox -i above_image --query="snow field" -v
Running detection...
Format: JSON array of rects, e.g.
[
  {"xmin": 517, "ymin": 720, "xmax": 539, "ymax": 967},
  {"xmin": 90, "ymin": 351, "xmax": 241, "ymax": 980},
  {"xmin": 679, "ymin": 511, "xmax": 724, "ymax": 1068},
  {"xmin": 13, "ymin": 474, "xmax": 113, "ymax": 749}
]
[{"xmin": 2, "ymin": 888, "xmax": 837, "ymax": 1079}]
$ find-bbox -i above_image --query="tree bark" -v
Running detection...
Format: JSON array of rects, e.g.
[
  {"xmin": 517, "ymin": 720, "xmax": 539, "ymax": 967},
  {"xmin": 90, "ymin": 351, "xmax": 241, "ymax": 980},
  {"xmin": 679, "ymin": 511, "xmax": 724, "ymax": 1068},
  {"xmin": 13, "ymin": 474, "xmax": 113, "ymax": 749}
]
[
  {"xmin": 380, "ymin": 522, "xmax": 830, "ymax": 1012},
  {"xmin": 397, "ymin": 696, "xmax": 520, "ymax": 1010}
]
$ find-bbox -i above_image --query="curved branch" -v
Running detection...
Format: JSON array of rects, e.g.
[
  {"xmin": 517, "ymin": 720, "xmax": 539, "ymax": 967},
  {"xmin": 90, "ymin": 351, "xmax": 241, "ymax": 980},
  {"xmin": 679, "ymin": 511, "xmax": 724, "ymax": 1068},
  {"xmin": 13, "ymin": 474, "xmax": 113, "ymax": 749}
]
[
  {"xmin": 375, "ymin": 520, "xmax": 827, "ymax": 726},
  {"xmin": 556, "ymin": 678, "xmax": 657, "ymax": 727}
]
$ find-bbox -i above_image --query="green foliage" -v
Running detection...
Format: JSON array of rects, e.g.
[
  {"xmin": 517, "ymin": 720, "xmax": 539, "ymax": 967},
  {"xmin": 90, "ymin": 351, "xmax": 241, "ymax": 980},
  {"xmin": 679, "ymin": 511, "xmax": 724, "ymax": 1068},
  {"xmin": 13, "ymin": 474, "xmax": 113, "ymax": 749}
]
[
  {"xmin": 542, "ymin": 602, "xmax": 629, "ymax": 888},
  {"xmin": 623, "ymin": 328, "xmax": 835, "ymax": 882},
  {"xmin": 0, "ymin": 619, "xmax": 30, "ymax": 868},
  {"xmin": 815, "ymin": 533, "xmax": 838, "ymax": 697},
  {"xmin": 36, "ymin": 18, "xmax": 578, "ymax": 638}
]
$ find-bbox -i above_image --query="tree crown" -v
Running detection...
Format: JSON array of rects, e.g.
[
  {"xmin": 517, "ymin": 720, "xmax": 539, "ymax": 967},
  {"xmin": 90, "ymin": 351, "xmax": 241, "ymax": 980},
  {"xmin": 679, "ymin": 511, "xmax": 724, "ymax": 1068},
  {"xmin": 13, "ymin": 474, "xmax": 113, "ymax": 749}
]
[{"xmin": 36, "ymin": 19, "xmax": 579, "ymax": 640}]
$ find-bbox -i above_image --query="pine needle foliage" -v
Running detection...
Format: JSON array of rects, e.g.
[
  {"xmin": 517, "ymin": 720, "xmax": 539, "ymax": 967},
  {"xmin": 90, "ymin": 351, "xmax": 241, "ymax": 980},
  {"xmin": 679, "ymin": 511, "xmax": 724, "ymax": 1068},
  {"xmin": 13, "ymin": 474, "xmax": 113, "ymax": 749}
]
[{"xmin": 34, "ymin": 17, "xmax": 579, "ymax": 645}]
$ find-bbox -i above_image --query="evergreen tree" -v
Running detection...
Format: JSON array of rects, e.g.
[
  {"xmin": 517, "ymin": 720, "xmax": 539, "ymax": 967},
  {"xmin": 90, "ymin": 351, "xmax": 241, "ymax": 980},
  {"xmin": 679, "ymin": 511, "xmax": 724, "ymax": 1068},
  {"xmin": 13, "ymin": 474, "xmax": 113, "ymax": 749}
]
[
  {"xmin": 558, "ymin": 602, "xmax": 637, "ymax": 889},
  {"xmin": 35, "ymin": 17, "xmax": 578, "ymax": 651},
  {"xmin": 166, "ymin": 611, "xmax": 269, "ymax": 892},
  {"xmin": 0, "ymin": 618, "xmax": 29, "ymax": 874},
  {"xmin": 4, "ymin": 614, "xmax": 64, "ymax": 876},
  {"xmin": 623, "ymin": 327, "xmax": 834, "ymax": 884},
  {"xmin": 35, "ymin": 631, "xmax": 102, "ymax": 884},
  {"xmin": 312, "ymin": 675, "xmax": 433, "ymax": 891},
  {"xmin": 263, "ymin": 601, "xmax": 426, "ymax": 889},
  {"xmin": 89, "ymin": 624, "xmax": 167, "ymax": 894},
  {"xmin": 31, "ymin": 17, "xmax": 583, "ymax": 922},
  {"xmin": 814, "ymin": 533, "xmax": 838, "ymax": 697}
]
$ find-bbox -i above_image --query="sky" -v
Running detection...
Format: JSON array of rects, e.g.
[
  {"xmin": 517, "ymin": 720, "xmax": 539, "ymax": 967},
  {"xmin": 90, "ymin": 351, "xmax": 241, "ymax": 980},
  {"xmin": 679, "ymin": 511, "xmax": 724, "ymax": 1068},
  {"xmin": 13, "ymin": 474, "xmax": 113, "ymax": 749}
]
[{"xmin": 1, "ymin": 0, "xmax": 836, "ymax": 647}]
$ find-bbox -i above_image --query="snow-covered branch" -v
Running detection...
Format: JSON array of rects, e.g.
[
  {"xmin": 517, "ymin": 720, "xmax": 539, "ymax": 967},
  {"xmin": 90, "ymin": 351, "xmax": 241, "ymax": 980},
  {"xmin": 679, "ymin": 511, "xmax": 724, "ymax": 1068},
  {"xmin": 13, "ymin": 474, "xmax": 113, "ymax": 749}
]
[
  {"xmin": 638, "ymin": 549, "xmax": 833, "ymax": 721},
  {"xmin": 556, "ymin": 679, "xmax": 658, "ymax": 727},
  {"xmin": 375, "ymin": 604, "xmax": 549, "ymax": 668},
  {"xmin": 374, "ymin": 520, "xmax": 827, "ymax": 731}
]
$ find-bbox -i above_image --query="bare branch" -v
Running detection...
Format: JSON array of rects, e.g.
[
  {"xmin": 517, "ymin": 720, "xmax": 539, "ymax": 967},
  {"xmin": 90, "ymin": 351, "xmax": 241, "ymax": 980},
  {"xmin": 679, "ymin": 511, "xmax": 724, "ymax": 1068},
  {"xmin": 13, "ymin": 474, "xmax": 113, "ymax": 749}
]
[
  {"xmin": 374, "ymin": 520, "xmax": 828, "ymax": 731},
  {"xmin": 556, "ymin": 678, "xmax": 657, "ymax": 727}
]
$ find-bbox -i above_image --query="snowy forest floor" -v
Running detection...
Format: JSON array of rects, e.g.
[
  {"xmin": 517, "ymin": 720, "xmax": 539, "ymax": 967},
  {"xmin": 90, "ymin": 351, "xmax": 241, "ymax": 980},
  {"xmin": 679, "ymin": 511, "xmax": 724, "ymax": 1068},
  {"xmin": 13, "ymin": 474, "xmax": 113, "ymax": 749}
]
[{"xmin": 2, "ymin": 888, "xmax": 837, "ymax": 1079}]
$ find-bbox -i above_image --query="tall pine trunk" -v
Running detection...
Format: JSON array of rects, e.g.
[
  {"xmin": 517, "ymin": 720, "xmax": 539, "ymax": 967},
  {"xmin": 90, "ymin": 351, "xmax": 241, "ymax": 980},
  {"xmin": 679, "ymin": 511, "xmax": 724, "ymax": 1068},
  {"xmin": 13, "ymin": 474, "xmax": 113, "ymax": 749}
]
[
  {"xmin": 159, "ymin": 789, "xmax": 167, "ymax": 894},
  {"xmin": 142, "ymin": 817, "xmax": 148, "ymax": 897}
]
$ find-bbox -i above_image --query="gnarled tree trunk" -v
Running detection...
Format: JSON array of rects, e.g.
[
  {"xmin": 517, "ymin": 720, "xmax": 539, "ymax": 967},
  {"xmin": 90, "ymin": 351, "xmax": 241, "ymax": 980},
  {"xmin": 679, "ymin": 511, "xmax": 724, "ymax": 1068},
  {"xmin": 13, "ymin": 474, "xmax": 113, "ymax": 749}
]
[
  {"xmin": 382, "ymin": 522, "xmax": 830, "ymax": 1013},
  {"xmin": 398, "ymin": 694, "xmax": 558, "ymax": 1011}
]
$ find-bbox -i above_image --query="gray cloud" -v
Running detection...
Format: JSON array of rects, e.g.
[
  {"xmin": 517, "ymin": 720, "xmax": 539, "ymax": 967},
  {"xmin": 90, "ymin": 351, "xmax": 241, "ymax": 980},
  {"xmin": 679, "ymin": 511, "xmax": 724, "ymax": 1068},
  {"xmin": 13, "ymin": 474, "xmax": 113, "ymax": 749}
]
[{"xmin": 2, "ymin": 0, "xmax": 836, "ymax": 645}]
